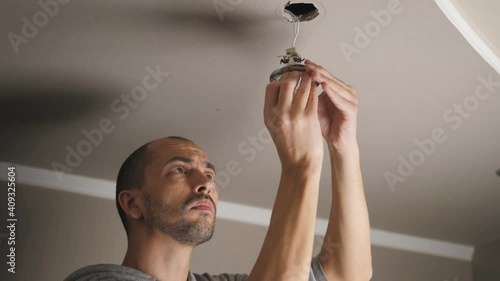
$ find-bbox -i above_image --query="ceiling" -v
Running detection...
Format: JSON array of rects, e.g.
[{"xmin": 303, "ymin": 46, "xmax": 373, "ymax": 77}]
[{"xmin": 1, "ymin": 0, "xmax": 499, "ymax": 248}]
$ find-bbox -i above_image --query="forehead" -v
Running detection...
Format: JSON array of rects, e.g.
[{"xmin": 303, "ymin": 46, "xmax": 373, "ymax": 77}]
[{"xmin": 148, "ymin": 138, "xmax": 208, "ymax": 163}]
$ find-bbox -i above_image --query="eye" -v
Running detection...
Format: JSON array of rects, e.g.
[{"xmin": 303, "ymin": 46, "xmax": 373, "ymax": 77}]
[
  {"xmin": 170, "ymin": 166, "xmax": 186, "ymax": 174},
  {"xmin": 170, "ymin": 166, "xmax": 215, "ymax": 181},
  {"xmin": 207, "ymin": 172, "xmax": 216, "ymax": 181}
]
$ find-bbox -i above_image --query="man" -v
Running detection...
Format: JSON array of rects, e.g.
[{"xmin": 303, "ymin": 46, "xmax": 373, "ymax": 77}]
[{"xmin": 63, "ymin": 60, "xmax": 372, "ymax": 281}]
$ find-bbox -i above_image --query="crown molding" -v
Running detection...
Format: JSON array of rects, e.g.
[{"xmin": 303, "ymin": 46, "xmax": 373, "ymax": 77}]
[{"xmin": 435, "ymin": 0, "xmax": 500, "ymax": 75}]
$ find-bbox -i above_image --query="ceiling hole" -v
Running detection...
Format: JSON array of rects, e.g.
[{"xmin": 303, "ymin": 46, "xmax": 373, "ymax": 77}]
[{"xmin": 283, "ymin": 2, "xmax": 320, "ymax": 22}]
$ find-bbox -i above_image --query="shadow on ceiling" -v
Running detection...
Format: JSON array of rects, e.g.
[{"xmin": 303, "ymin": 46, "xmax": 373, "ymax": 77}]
[
  {"xmin": 0, "ymin": 69, "xmax": 123, "ymax": 129},
  {"xmin": 87, "ymin": 0, "xmax": 274, "ymax": 42}
]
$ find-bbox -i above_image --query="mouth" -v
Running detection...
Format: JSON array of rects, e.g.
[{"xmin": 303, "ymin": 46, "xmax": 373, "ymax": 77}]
[{"xmin": 190, "ymin": 200, "xmax": 214, "ymax": 213}]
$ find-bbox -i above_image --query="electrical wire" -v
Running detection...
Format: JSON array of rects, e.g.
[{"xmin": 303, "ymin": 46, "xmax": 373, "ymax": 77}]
[{"xmin": 292, "ymin": 16, "xmax": 300, "ymax": 48}]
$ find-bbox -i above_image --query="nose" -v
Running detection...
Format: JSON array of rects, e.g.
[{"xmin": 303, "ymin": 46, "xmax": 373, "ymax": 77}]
[
  {"xmin": 196, "ymin": 185, "xmax": 210, "ymax": 194},
  {"xmin": 191, "ymin": 169, "xmax": 215, "ymax": 195}
]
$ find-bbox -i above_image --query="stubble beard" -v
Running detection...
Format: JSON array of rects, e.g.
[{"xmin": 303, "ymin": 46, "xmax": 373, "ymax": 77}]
[{"xmin": 143, "ymin": 192, "xmax": 216, "ymax": 247}]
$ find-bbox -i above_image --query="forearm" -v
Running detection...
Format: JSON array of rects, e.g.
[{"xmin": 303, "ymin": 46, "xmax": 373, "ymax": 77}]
[
  {"xmin": 247, "ymin": 164, "xmax": 322, "ymax": 281},
  {"xmin": 320, "ymin": 142, "xmax": 372, "ymax": 281}
]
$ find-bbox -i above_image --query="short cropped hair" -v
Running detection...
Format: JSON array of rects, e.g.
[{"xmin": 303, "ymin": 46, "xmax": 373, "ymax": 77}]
[{"xmin": 115, "ymin": 136, "xmax": 195, "ymax": 237}]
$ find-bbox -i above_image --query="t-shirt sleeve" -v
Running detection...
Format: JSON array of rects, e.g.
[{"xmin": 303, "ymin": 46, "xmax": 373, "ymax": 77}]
[
  {"xmin": 310, "ymin": 254, "xmax": 329, "ymax": 281},
  {"xmin": 193, "ymin": 255, "xmax": 328, "ymax": 281}
]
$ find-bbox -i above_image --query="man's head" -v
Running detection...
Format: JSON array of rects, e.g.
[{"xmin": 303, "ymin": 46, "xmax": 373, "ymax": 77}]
[{"xmin": 116, "ymin": 136, "xmax": 218, "ymax": 247}]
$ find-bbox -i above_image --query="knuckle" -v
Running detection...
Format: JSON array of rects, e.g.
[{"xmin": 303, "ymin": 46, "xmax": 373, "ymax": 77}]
[
  {"xmin": 289, "ymin": 108, "xmax": 301, "ymax": 117},
  {"xmin": 266, "ymin": 83, "xmax": 278, "ymax": 92},
  {"xmin": 271, "ymin": 106, "xmax": 283, "ymax": 116},
  {"xmin": 352, "ymin": 97, "xmax": 359, "ymax": 106},
  {"xmin": 282, "ymin": 80, "xmax": 296, "ymax": 89},
  {"xmin": 263, "ymin": 118, "xmax": 271, "ymax": 127}
]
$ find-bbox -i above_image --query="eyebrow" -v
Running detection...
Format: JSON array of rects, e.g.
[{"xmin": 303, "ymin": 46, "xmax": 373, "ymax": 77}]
[{"xmin": 162, "ymin": 156, "xmax": 216, "ymax": 174}]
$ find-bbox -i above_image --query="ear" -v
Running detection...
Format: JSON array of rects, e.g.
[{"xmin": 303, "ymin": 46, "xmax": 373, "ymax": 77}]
[{"xmin": 118, "ymin": 189, "xmax": 143, "ymax": 220}]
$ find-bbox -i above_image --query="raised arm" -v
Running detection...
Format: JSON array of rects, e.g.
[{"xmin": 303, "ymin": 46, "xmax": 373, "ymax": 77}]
[
  {"xmin": 304, "ymin": 60, "xmax": 372, "ymax": 281},
  {"xmin": 246, "ymin": 70, "xmax": 324, "ymax": 281}
]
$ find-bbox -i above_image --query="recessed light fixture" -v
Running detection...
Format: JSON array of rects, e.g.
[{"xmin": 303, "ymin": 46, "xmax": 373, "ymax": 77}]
[{"xmin": 270, "ymin": 1, "xmax": 324, "ymax": 83}]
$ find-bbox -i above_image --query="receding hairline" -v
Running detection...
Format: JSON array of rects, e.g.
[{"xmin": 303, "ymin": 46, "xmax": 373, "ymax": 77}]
[
  {"xmin": 145, "ymin": 137, "xmax": 206, "ymax": 152},
  {"xmin": 146, "ymin": 137, "xmax": 207, "ymax": 160}
]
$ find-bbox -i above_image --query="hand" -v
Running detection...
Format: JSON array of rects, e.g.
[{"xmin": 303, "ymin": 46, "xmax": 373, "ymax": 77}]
[
  {"xmin": 304, "ymin": 60, "xmax": 359, "ymax": 152},
  {"xmin": 264, "ymin": 71, "xmax": 324, "ymax": 170}
]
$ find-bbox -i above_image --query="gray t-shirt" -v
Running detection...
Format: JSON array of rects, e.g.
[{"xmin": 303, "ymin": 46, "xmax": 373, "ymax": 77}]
[{"xmin": 63, "ymin": 255, "xmax": 328, "ymax": 281}]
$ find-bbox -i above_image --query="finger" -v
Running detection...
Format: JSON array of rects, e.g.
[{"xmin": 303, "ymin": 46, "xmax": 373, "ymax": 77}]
[
  {"xmin": 318, "ymin": 80, "xmax": 356, "ymax": 112},
  {"xmin": 293, "ymin": 72, "xmax": 312, "ymax": 112},
  {"xmin": 279, "ymin": 70, "xmax": 291, "ymax": 81},
  {"xmin": 306, "ymin": 62, "xmax": 348, "ymax": 89},
  {"xmin": 264, "ymin": 81, "xmax": 280, "ymax": 119},
  {"xmin": 277, "ymin": 71, "xmax": 301, "ymax": 112},
  {"xmin": 305, "ymin": 60, "xmax": 351, "ymax": 90},
  {"xmin": 305, "ymin": 78, "xmax": 319, "ymax": 114},
  {"xmin": 313, "ymin": 71, "xmax": 357, "ymax": 104}
]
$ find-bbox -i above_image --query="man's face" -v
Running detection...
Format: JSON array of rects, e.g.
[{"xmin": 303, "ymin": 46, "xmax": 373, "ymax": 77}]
[{"xmin": 140, "ymin": 138, "xmax": 218, "ymax": 246}]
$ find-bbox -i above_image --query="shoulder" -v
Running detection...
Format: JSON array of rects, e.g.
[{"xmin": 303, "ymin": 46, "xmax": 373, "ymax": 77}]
[
  {"xmin": 193, "ymin": 272, "xmax": 249, "ymax": 281},
  {"xmin": 63, "ymin": 264, "xmax": 155, "ymax": 281}
]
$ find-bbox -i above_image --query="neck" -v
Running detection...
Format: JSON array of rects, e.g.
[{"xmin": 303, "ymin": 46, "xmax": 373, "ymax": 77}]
[{"xmin": 122, "ymin": 228, "xmax": 193, "ymax": 281}]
